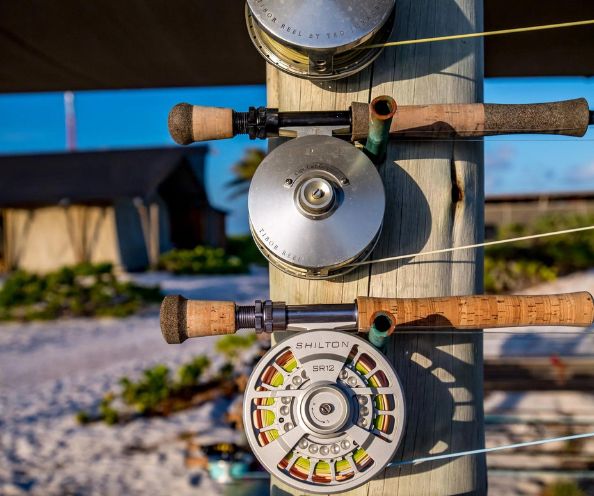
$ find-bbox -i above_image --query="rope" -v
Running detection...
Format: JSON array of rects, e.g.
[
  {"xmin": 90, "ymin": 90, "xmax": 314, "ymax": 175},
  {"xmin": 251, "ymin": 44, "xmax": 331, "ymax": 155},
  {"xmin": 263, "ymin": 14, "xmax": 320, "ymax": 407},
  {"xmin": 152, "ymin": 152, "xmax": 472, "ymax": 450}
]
[
  {"xmin": 388, "ymin": 431, "xmax": 594, "ymax": 467},
  {"xmin": 351, "ymin": 225, "xmax": 594, "ymax": 268},
  {"xmin": 362, "ymin": 19, "xmax": 594, "ymax": 50}
]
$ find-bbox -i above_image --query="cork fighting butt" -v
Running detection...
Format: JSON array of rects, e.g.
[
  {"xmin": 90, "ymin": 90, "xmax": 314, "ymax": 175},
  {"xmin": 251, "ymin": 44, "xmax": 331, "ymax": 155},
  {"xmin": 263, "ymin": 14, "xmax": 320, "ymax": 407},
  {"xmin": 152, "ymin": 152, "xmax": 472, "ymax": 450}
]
[
  {"xmin": 168, "ymin": 104, "xmax": 234, "ymax": 145},
  {"xmin": 160, "ymin": 295, "xmax": 237, "ymax": 344},
  {"xmin": 356, "ymin": 292, "xmax": 594, "ymax": 332}
]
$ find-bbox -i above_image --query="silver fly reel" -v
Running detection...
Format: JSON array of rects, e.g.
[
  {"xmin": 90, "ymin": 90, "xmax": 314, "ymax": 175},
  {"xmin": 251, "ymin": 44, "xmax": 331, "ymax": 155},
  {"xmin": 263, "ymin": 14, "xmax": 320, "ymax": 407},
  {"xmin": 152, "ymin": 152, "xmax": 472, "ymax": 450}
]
[
  {"xmin": 248, "ymin": 135, "xmax": 385, "ymax": 279},
  {"xmin": 245, "ymin": 0, "xmax": 396, "ymax": 80},
  {"xmin": 243, "ymin": 330, "xmax": 406, "ymax": 493}
]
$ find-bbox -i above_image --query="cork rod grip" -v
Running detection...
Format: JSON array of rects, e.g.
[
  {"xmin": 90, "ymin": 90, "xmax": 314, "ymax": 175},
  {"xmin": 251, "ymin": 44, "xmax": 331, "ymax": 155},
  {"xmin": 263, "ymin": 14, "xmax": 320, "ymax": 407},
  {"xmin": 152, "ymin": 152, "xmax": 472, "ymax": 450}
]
[
  {"xmin": 168, "ymin": 103, "xmax": 234, "ymax": 145},
  {"xmin": 160, "ymin": 295, "xmax": 237, "ymax": 344},
  {"xmin": 351, "ymin": 98, "xmax": 590, "ymax": 140},
  {"xmin": 356, "ymin": 292, "xmax": 594, "ymax": 332}
]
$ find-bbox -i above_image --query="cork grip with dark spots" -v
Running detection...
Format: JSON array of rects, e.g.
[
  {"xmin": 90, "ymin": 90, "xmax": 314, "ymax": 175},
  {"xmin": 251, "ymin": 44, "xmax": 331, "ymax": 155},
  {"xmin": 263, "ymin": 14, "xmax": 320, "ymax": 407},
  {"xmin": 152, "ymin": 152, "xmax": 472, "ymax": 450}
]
[
  {"xmin": 484, "ymin": 98, "xmax": 590, "ymax": 137},
  {"xmin": 160, "ymin": 295, "xmax": 236, "ymax": 343},
  {"xmin": 357, "ymin": 292, "xmax": 594, "ymax": 332},
  {"xmin": 168, "ymin": 104, "xmax": 234, "ymax": 145},
  {"xmin": 350, "ymin": 98, "xmax": 590, "ymax": 140}
]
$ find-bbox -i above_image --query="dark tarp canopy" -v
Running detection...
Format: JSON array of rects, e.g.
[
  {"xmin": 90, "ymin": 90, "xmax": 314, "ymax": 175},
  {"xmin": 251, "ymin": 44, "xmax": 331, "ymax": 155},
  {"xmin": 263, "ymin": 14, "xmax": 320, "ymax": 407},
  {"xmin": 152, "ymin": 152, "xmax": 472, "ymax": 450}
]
[{"xmin": 0, "ymin": 0, "xmax": 593, "ymax": 93}]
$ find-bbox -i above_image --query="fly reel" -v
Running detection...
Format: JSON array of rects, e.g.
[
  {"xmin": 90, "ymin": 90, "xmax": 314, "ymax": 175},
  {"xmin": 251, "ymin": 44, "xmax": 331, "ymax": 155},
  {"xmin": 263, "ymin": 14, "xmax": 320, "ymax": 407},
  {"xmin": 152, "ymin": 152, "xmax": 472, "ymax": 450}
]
[
  {"xmin": 244, "ymin": 330, "xmax": 405, "ymax": 493},
  {"xmin": 245, "ymin": 0, "xmax": 396, "ymax": 80},
  {"xmin": 248, "ymin": 135, "xmax": 385, "ymax": 279}
]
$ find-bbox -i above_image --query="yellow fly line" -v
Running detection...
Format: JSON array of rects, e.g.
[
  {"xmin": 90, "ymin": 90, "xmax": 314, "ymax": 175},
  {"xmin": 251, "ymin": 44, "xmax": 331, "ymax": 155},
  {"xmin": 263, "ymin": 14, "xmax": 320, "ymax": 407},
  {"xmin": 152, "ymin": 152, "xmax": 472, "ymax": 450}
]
[{"xmin": 360, "ymin": 19, "xmax": 594, "ymax": 50}]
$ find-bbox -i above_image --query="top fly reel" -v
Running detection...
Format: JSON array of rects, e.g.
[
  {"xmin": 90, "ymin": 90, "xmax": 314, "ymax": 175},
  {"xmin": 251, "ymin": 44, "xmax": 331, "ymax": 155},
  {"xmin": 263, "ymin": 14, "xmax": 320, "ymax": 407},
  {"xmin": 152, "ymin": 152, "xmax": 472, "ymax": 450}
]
[
  {"xmin": 244, "ymin": 330, "xmax": 405, "ymax": 494},
  {"xmin": 248, "ymin": 134, "xmax": 385, "ymax": 280},
  {"xmin": 246, "ymin": 0, "xmax": 396, "ymax": 80}
]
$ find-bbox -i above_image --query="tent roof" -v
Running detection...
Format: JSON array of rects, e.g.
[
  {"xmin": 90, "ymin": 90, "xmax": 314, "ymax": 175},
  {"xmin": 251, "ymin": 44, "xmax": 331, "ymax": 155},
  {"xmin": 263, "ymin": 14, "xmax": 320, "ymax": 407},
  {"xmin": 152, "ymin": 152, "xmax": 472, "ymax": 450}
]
[
  {"xmin": 0, "ymin": 146, "xmax": 208, "ymax": 207},
  {"xmin": 0, "ymin": 0, "xmax": 592, "ymax": 93}
]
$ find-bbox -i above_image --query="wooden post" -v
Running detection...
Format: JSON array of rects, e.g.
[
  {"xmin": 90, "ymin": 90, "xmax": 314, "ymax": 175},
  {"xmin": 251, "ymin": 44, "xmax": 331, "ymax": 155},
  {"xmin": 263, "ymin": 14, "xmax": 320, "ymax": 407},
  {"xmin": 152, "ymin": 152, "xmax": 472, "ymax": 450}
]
[{"xmin": 267, "ymin": 0, "xmax": 487, "ymax": 494}]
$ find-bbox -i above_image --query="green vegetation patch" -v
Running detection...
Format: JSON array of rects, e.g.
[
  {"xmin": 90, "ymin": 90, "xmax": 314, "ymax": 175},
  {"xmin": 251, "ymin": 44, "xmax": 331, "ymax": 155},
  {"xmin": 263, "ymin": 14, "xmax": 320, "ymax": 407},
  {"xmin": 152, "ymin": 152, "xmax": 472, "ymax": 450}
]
[
  {"xmin": 227, "ymin": 235, "xmax": 268, "ymax": 267},
  {"xmin": 485, "ymin": 213, "xmax": 594, "ymax": 293},
  {"xmin": 0, "ymin": 263, "xmax": 161, "ymax": 321},
  {"xmin": 77, "ymin": 333, "xmax": 259, "ymax": 426},
  {"xmin": 159, "ymin": 246, "xmax": 247, "ymax": 275},
  {"xmin": 541, "ymin": 480, "xmax": 585, "ymax": 496}
]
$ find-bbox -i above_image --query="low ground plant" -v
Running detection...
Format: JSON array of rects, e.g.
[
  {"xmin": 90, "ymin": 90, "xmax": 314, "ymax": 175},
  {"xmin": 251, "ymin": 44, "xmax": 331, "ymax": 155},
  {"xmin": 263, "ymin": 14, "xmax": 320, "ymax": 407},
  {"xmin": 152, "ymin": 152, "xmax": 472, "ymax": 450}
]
[
  {"xmin": 159, "ymin": 246, "xmax": 246, "ymax": 275},
  {"xmin": 76, "ymin": 332, "xmax": 259, "ymax": 425},
  {"xmin": 485, "ymin": 213, "xmax": 594, "ymax": 293},
  {"xmin": 0, "ymin": 263, "xmax": 161, "ymax": 321}
]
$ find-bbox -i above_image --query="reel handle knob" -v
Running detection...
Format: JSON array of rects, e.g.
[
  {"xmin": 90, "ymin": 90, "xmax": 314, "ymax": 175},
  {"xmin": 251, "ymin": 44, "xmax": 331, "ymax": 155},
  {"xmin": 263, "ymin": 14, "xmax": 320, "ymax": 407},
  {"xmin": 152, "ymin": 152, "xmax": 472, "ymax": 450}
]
[
  {"xmin": 357, "ymin": 292, "xmax": 594, "ymax": 332},
  {"xmin": 168, "ymin": 103, "xmax": 234, "ymax": 145},
  {"xmin": 160, "ymin": 295, "xmax": 236, "ymax": 343}
]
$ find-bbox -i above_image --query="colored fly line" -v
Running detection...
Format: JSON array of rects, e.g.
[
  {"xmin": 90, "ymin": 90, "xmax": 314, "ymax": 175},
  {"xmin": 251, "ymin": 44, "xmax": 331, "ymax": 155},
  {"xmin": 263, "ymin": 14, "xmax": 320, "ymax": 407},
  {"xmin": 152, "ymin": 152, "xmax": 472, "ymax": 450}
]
[
  {"xmin": 254, "ymin": 15, "xmax": 594, "ymax": 481},
  {"xmin": 351, "ymin": 225, "xmax": 594, "ymax": 268},
  {"xmin": 351, "ymin": 226, "xmax": 594, "ymax": 334},
  {"xmin": 388, "ymin": 431, "xmax": 594, "ymax": 467},
  {"xmin": 360, "ymin": 19, "xmax": 594, "ymax": 50},
  {"xmin": 240, "ymin": 431, "xmax": 594, "ymax": 478}
]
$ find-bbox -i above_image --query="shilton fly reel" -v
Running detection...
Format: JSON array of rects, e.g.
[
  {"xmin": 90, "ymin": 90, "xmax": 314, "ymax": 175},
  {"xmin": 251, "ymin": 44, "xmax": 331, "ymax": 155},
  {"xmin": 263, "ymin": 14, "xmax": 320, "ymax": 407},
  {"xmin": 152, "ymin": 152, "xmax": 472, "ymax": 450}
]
[
  {"xmin": 244, "ymin": 330, "xmax": 405, "ymax": 493},
  {"xmin": 246, "ymin": 0, "xmax": 396, "ymax": 80},
  {"xmin": 160, "ymin": 292, "xmax": 594, "ymax": 491},
  {"xmin": 248, "ymin": 134, "xmax": 385, "ymax": 279}
]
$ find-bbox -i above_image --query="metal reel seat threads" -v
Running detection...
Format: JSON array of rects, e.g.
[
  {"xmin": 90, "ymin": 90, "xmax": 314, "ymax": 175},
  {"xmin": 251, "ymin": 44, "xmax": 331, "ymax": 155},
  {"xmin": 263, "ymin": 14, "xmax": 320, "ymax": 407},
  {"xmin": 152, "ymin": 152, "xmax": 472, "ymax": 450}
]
[{"xmin": 243, "ymin": 331, "xmax": 406, "ymax": 493}]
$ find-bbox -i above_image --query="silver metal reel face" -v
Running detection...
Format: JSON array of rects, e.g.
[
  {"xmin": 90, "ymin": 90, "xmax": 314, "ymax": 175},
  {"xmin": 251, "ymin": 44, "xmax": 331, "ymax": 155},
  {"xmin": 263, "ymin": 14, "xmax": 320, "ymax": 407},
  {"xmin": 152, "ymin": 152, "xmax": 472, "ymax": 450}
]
[
  {"xmin": 243, "ymin": 330, "xmax": 406, "ymax": 494},
  {"xmin": 245, "ymin": 0, "xmax": 396, "ymax": 80},
  {"xmin": 248, "ymin": 135, "xmax": 385, "ymax": 280}
]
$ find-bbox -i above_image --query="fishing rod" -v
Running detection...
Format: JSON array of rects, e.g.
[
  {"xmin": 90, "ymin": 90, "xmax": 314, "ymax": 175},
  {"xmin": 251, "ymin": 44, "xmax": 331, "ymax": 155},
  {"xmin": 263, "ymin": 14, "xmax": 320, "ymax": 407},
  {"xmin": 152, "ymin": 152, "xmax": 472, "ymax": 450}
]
[
  {"xmin": 166, "ymin": 96, "xmax": 594, "ymax": 281},
  {"xmin": 160, "ymin": 291, "xmax": 594, "ymax": 346},
  {"xmin": 168, "ymin": 98, "xmax": 593, "ymax": 145},
  {"xmin": 160, "ymin": 290, "xmax": 594, "ymax": 492}
]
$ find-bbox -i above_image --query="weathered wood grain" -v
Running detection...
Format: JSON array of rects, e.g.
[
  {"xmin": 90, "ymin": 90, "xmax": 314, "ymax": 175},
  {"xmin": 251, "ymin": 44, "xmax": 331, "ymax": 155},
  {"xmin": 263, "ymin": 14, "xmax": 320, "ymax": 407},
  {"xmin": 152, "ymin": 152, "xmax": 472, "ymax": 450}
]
[{"xmin": 268, "ymin": 1, "xmax": 487, "ymax": 494}]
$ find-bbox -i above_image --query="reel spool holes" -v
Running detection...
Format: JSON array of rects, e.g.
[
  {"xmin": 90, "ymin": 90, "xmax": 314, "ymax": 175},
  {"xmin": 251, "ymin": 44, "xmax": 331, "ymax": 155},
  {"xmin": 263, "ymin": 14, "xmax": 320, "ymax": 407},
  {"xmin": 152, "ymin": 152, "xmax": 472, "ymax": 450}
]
[{"xmin": 244, "ymin": 330, "xmax": 405, "ymax": 494}]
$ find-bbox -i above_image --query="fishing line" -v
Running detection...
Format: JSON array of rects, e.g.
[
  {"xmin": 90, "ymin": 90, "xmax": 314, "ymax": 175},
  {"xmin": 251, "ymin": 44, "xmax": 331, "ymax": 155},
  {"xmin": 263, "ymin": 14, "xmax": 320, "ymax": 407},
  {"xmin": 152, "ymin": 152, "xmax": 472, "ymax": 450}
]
[
  {"xmin": 387, "ymin": 431, "xmax": 594, "ymax": 467},
  {"xmin": 351, "ymin": 225, "xmax": 594, "ymax": 268},
  {"xmin": 361, "ymin": 19, "xmax": 594, "ymax": 50}
]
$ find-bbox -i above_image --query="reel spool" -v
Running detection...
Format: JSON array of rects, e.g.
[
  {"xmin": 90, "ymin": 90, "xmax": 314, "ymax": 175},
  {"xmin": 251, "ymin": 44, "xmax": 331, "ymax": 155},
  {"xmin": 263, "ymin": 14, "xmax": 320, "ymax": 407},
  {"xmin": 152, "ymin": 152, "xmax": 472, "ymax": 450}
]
[
  {"xmin": 245, "ymin": 0, "xmax": 396, "ymax": 80},
  {"xmin": 244, "ymin": 330, "xmax": 405, "ymax": 494},
  {"xmin": 248, "ymin": 135, "xmax": 385, "ymax": 279}
]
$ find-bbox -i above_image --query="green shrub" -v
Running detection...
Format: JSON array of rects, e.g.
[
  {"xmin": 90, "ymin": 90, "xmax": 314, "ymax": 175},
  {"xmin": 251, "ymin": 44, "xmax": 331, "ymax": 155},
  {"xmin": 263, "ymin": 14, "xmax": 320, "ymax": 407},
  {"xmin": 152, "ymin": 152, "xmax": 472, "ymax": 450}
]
[
  {"xmin": 0, "ymin": 263, "xmax": 161, "ymax": 321},
  {"xmin": 77, "ymin": 354, "xmax": 217, "ymax": 425},
  {"xmin": 541, "ymin": 480, "xmax": 585, "ymax": 496},
  {"xmin": 75, "ymin": 410, "xmax": 91, "ymax": 425},
  {"xmin": 215, "ymin": 333, "xmax": 257, "ymax": 363},
  {"xmin": 485, "ymin": 213, "xmax": 594, "ymax": 293},
  {"xmin": 159, "ymin": 246, "xmax": 246, "ymax": 275},
  {"xmin": 226, "ymin": 235, "xmax": 268, "ymax": 267},
  {"xmin": 484, "ymin": 257, "xmax": 557, "ymax": 293},
  {"xmin": 120, "ymin": 364, "xmax": 172, "ymax": 415},
  {"xmin": 99, "ymin": 394, "xmax": 119, "ymax": 425},
  {"xmin": 177, "ymin": 355, "xmax": 211, "ymax": 389}
]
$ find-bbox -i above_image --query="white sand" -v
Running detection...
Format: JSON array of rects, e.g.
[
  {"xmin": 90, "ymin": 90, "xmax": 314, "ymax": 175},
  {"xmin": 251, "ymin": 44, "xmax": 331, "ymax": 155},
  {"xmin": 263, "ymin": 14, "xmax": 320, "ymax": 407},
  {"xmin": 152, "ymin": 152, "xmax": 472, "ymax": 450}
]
[
  {"xmin": 1, "ymin": 269, "xmax": 592, "ymax": 495},
  {"xmin": 0, "ymin": 271, "xmax": 268, "ymax": 496}
]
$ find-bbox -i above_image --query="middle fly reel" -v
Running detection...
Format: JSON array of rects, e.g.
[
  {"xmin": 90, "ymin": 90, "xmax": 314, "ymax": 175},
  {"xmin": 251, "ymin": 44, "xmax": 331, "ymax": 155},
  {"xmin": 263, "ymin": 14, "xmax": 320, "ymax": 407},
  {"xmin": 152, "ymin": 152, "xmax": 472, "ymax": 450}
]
[
  {"xmin": 243, "ymin": 330, "xmax": 406, "ymax": 494},
  {"xmin": 248, "ymin": 135, "xmax": 386, "ymax": 279}
]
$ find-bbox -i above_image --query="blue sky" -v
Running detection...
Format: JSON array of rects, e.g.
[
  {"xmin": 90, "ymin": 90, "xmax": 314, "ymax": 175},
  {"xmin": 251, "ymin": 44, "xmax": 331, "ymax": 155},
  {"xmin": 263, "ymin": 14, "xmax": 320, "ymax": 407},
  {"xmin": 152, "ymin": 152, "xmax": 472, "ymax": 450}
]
[{"xmin": 0, "ymin": 78, "xmax": 592, "ymax": 234}]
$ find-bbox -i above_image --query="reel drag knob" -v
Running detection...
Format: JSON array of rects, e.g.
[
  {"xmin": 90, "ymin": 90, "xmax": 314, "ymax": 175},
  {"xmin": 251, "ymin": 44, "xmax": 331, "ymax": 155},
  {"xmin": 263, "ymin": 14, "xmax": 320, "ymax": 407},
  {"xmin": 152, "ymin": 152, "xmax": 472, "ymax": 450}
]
[{"xmin": 248, "ymin": 135, "xmax": 385, "ymax": 279}]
